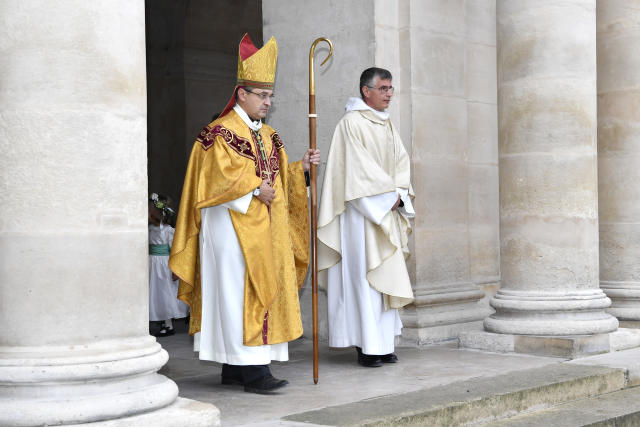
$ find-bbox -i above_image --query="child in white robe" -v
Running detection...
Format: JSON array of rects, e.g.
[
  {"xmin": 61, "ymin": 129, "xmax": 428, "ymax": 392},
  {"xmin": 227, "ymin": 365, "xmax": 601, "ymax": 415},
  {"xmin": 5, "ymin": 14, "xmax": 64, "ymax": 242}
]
[{"xmin": 149, "ymin": 193, "xmax": 189, "ymax": 336}]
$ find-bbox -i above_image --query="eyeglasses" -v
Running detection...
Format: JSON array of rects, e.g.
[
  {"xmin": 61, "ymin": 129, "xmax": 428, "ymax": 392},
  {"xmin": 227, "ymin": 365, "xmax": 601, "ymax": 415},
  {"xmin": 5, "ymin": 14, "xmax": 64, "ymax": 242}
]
[
  {"xmin": 367, "ymin": 85, "xmax": 394, "ymax": 93},
  {"xmin": 367, "ymin": 85, "xmax": 394, "ymax": 94},
  {"xmin": 244, "ymin": 89, "xmax": 275, "ymax": 101}
]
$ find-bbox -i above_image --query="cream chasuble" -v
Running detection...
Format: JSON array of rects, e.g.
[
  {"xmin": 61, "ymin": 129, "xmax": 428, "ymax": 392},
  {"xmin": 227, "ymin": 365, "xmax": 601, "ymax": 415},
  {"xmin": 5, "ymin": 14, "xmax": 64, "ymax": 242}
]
[{"xmin": 318, "ymin": 97, "xmax": 415, "ymax": 353}]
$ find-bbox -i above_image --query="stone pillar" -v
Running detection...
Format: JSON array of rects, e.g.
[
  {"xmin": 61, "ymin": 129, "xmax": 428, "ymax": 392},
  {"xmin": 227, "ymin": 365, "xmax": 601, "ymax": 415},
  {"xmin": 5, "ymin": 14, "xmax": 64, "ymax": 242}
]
[
  {"xmin": 597, "ymin": 1, "xmax": 640, "ymax": 325},
  {"xmin": 467, "ymin": 0, "xmax": 500, "ymax": 303},
  {"xmin": 401, "ymin": 0, "xmax": 490, "ymax": 345},
  {"xmin": 485, "ymin": 0, "xmax": 618, "ymax": 336},
  {"xmin": 0, "ymin": 1, "xmax": 217, "ymax": 425}
]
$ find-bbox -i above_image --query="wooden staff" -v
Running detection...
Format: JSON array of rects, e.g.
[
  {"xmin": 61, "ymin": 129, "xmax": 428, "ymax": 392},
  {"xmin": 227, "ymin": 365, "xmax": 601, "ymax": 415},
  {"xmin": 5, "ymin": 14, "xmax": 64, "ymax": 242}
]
[{"xmin": 309, "ymin": 37, "xmax": 333, "ymax": 384}]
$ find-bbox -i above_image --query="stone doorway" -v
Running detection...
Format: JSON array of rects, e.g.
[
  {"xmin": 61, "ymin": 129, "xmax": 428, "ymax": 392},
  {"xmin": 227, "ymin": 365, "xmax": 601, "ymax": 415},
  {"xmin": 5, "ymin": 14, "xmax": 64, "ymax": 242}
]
[{"xmin": 145, "ymin": 0, "xmax": 263, "ymax": 204}]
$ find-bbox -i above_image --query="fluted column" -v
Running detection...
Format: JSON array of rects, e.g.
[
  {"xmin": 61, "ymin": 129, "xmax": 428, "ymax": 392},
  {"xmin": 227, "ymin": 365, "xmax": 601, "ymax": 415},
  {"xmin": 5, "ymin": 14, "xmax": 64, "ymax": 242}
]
[
  {"xmin": 485, "ymin": 0, "xmax": 618, "ymax": 335},
  {"xmin": 0, "ymin": 2, "xmax": 216, "ymax": 425},
  {"xmin": 597, "ymin": 1, "xmax": 640, "ymax": 323}
]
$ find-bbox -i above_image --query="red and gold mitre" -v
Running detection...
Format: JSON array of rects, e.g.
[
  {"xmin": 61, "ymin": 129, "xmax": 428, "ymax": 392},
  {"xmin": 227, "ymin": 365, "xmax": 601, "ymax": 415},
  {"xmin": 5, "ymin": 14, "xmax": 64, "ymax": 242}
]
[{"xmin": 220, "ymin": 33, "xmax": 278, "ymax": 117}]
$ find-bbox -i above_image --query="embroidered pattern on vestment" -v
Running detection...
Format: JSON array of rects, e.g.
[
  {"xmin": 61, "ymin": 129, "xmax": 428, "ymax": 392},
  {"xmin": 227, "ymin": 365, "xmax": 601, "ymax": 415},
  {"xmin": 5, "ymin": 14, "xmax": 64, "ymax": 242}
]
[
  {"xmin": 197, "ymin": 124, "xmax": 283, "ymax": 185},
  {"xmin": 196, "ymin": 125, "xmax": 256, "ymax": 162},
  {"xmin": 250, "ymin": 131, "xmax": 281, "ymax": 185}
]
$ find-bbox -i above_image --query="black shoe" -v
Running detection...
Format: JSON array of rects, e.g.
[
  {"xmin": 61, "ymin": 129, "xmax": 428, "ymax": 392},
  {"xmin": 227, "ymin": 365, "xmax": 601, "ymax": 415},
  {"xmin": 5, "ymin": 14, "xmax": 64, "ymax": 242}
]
[
  {"xmin": 244, "ymin": 374, "xmax": 289, "ymax": 394},
  {"xmin": 356, "ymin": 347, "xmax": 382, "ymax": 368},
  {"xmin": 154, "ymin": 326, "xmax": 174, "ymax": 337},
  {"xmin": 381, "ymin": 353, "xmax": 398, "ymax": 363},
  {"xmin": 221, "ymin": 375, "xmax": 243, "ymax": 386}
]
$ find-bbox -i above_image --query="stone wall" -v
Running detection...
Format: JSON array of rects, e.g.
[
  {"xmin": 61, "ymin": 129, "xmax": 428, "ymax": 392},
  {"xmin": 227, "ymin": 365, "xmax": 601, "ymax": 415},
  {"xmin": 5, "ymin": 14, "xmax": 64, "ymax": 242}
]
[
  {"xmin": 264, "ymin": 0, "xmax": 376, "ymax": 340},
  {"xmin": 264, "ymin": 0, "xmax": 500, "ymax": 343}
]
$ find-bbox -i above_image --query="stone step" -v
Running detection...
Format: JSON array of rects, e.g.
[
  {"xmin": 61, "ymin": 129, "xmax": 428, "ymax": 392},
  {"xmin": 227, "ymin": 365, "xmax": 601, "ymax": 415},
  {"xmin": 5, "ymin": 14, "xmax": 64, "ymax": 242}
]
[
  {"xmin": 283, "ymin": 364, "xmax": 625, "ymax": 426},
  {"xmin": 484, "ymin": 386, "xmax": 640, "ymax": 426}
]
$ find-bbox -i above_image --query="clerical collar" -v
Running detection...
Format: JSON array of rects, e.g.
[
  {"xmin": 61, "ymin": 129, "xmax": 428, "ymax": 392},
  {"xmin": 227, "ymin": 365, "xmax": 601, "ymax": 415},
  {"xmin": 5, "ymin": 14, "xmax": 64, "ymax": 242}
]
[
  {"xmin": 233, "ymin": 104, "xmax": 263, "ymax": 131},
  {"xmin": 344, "ymin": 97, "xmax": 390, "ymax": 120}
]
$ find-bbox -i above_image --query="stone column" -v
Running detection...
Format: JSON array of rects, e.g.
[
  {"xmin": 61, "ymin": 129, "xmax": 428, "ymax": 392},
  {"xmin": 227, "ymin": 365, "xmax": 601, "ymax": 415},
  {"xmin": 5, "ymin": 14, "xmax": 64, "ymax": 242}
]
[
  {"xmin": 467, "ymin": 0, "xmax": 500, "ymax": 304},
  {"xmin": 400, "ymin": 0, "xmax": 490, "ymax": 345},
  {"xmin": 597, "ymin": 1, "xmax": 640, "ymax": 325},
  {"xmin": 485, "ymin": 0, "xmax": 618, "ymax": 336},
  {"xmin": 0, "ymin": 1, "xmax": 217, "ymax": 425}
]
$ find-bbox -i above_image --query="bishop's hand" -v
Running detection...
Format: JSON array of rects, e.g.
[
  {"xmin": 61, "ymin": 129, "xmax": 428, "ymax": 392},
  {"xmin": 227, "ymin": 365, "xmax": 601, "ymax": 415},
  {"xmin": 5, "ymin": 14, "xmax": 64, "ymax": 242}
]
[
  {"xmin": 256, "ymin": 180, "xmax": 276, "ymax": 206},
  {"xmin": 302, "ymin": 148, "xmax": 321, "ymax": 172}
]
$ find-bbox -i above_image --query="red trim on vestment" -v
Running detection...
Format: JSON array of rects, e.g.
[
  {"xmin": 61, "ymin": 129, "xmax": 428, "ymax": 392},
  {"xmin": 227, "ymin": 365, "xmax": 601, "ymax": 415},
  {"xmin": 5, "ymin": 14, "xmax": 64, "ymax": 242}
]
[
  {"xmin": 262, "ymin": 311, "xmax": 269, "ymax": 344},
  {"xmin": 219, "ymin": 86, "xmax": 239, "ymax": 119}
]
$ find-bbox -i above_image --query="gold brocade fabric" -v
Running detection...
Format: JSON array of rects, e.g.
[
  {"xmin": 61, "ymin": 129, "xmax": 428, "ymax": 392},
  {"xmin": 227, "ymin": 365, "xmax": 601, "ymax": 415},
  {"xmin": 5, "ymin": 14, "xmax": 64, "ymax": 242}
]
[
  {"xmin": 169, "ymin": 110, "xmax": 309, "ymax": 346},
  {"xmin": 237, "ymin": 36, "xmax": 278, "ymax": 89}
]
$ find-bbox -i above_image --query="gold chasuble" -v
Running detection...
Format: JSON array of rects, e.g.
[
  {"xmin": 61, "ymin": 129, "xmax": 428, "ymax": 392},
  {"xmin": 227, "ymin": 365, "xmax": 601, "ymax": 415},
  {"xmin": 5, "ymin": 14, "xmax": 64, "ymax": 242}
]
[{"xmin": 170, "ymin": 110, "xmax": 309, "ymax": 346}]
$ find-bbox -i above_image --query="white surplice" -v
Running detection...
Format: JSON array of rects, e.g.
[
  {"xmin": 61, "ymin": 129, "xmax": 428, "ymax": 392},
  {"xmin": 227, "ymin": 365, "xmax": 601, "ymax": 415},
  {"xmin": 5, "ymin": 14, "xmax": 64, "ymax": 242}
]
[
  {"xmin": 194, "ymin": 104, "xmax": 288, "ymax": 365},
  {"xmin": 327, "ymin": 191, "xmax": 414, "ymax": 355}
]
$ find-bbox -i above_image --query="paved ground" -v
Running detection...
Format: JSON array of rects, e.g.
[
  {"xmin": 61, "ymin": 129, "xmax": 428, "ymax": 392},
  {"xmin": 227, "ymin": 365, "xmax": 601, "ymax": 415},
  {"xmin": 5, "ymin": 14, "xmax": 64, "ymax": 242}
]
[{"xmin": 157, "ymin": 323, "xmax": 564, "ymax": 426}]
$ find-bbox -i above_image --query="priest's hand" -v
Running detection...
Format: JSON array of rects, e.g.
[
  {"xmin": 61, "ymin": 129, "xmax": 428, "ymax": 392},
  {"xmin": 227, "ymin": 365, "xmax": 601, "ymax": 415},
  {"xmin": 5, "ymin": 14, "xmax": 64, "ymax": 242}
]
[
  {"xmin": 391, "ymin": 195, "xmax": 402, "ymax": 211},
  {"xmin": 302, "ymin": 148, "xmax": 321, "ymax": 172},
  {"xmin": 257, "ymin": 180, "xmax": 276, "ymax": 206}
]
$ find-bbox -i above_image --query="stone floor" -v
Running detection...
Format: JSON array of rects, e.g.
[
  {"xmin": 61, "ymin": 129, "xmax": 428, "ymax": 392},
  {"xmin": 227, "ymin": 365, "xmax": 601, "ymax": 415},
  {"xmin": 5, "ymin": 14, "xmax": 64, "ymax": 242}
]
[{"xmin": 157, "ymin": 322, "xmax": 569, "ymax": 426}]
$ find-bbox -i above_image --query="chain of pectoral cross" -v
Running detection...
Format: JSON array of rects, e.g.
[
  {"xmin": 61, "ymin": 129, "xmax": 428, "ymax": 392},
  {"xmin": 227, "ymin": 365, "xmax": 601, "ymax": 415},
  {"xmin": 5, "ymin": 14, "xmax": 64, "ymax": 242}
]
[{"xmin": 252, "ymin": 129, "xmax": 272, "ymax": 186}]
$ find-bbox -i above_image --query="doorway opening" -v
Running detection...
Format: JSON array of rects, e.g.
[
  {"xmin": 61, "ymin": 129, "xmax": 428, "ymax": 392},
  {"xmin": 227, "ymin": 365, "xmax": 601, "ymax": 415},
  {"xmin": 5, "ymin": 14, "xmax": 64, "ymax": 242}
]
[{"xmin": 145, "ymin": 0, "xmax": 263, "ymax": 204}]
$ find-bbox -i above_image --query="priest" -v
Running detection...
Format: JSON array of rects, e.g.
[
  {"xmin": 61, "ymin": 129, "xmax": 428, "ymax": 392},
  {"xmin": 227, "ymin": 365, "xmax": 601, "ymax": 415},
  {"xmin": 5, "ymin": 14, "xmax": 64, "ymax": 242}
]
[
  {"xmin": 170, "ymin": 33, "xmax": 320, "ymax": 394},
  {"xmin": 318, "ymin": 67, "xmax": 414, "ymax": 368}
]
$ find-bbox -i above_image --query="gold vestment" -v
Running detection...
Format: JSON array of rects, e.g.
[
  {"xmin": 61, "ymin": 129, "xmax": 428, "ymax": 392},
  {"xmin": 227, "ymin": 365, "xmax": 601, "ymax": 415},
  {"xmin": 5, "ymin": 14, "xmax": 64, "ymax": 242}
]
[{"xmin": 170, "ymin": 110, "xmax": 309, "ymax": 346}]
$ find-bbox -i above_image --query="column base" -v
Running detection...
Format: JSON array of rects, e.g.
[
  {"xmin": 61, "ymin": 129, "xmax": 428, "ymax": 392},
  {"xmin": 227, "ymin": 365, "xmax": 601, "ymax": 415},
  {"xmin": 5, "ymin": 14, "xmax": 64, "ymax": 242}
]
[
  {"xmin": 485, "ymin": 289, "xmax": 619, "ymax": 335},
  {"xmin": 619, "ymin": 320, "xmax": 640, "ymax": 329},
  {"xmin": 400, "ymin": 283, "xmax": 490, "ymax": 345},
  {"xmin": 74, "ymin": 398, "xmax": 220, "ymax": 427},
  {"xmin": 461, "ymin": 328, "xmax": 640, "ymax": 358},
  {"xmin": 401, "ymin": 320, "xmax": 484, "ymax": 346},
  {"xmin": 602, "ymin": 281, "xmax": 640, "ymax": 321},
  {"xmin": 0, "ymin": 336, "xmax": 180, "ymax": 426},
  {"xmin": 459, "ymin": 330, "xmax": 610, "ymax": 359}
]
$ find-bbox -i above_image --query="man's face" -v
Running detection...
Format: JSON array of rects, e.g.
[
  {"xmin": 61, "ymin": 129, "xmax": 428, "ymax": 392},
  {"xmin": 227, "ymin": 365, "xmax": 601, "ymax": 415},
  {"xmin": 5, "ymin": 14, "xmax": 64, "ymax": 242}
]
[
  {"xmin": 236, "ymin": 87, "xmax": 273, "ymax": 120},
  {"xmin": 362, "ymin": 76, "xmax": 393, "ymax": 112}
]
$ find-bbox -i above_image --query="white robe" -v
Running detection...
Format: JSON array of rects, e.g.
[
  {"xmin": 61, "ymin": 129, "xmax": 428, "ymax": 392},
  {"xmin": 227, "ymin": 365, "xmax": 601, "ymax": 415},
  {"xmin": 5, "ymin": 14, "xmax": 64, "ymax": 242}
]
[
  {"xmin": 328, "ymin": 191, "xmax": 414, "ymax": 355},
  {"xmin": 322, "ymin": 97, "xmax": 415, "ymax": 355},
  {"xmin": 194, "ymin": 104, "xmax": 288, "ymax": 365},
  {"xmin": 149, "ymin": 223, "xmax": 189, "ymax": 321}
]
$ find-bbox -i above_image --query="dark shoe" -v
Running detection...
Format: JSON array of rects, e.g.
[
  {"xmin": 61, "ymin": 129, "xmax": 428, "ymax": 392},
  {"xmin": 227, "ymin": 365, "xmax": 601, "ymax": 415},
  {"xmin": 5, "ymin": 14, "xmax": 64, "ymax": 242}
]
[
  {"xmin": 356, "ymin": 347, "xmax": 382, "ymax": 368},
  {"xmin": 221, "ymin": 375, "xmax": 243, "ymax": 386},
  {"xmin": 381, "ymin": 353, "xmax": 398, "ymax": 363},
  {"xmin": 155, "ymin": 326, "xmax": 174, "ymax": 337},
  {"xmin": 244, "ymin": 374, "xmax": 289, "ymax": 394},
  {"xmin": 220, "ymin": 363, "xmax": 244, "ymax": 386}
]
